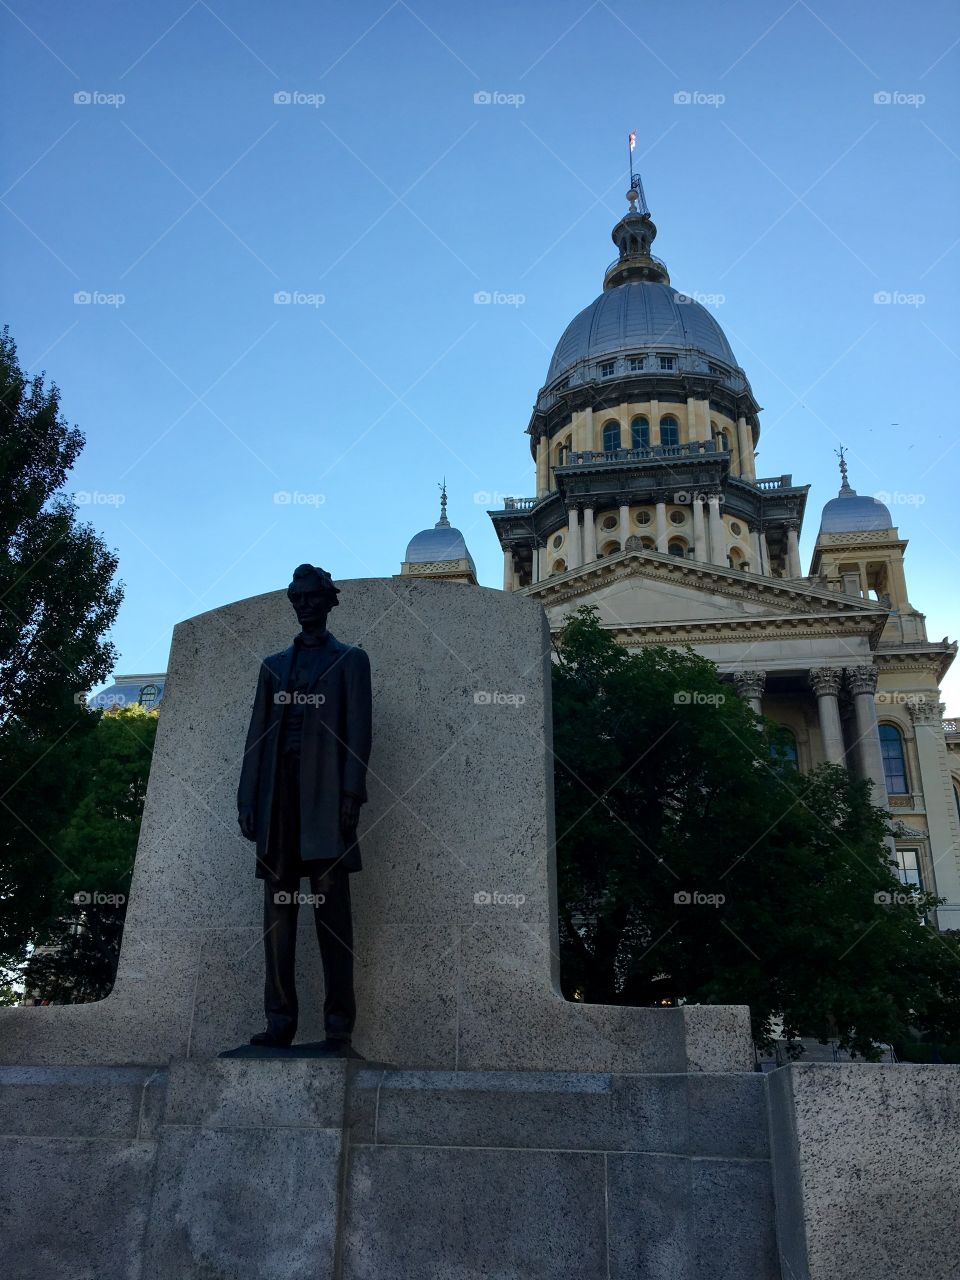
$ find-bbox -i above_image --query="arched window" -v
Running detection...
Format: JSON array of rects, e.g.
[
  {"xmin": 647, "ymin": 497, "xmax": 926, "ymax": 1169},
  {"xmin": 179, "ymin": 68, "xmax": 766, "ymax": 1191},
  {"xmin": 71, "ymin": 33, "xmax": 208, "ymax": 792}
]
[
  {"xmin": 715, "ymin": 430, "xmax": 729, "ymax": 452},
  {"xmin": 599, "ymin": 540, "xmax": 621, "ymax": 558},
  {"xmin": 631, "ymin": 416, "xmax": 649, "ymax": 449},
  {"xmin": 602, "ymin": 421, "xmax": 620, "ymax": 452},
  {"xmin": 667, "ymin": 540, "xmax": 686, "ymax": 557},
  {"xmin": 551, "ymin": 558, "xmax": 566, "ymax": 575},
  {"xmin": 659, "ymin": 416, "xmax": 679, "ymax": 447},
  {"xmin": 879, "ymin": 723, "xmax": 909, "ymax": 794}
]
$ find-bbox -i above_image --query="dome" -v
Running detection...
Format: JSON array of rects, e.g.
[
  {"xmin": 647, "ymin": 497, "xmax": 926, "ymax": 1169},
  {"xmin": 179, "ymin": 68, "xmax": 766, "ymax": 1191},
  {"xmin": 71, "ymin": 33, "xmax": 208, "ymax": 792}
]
[
  {"xmin": 819, "ymin": 484, "xmax": 892, "ymax": 534},
  {"xmin": 545, "ymin": 281, "xmax": 739, "ymax": 386},
  {"xmin": 404, "ymin": 524, "xmax": 476, "ymax": 574}
]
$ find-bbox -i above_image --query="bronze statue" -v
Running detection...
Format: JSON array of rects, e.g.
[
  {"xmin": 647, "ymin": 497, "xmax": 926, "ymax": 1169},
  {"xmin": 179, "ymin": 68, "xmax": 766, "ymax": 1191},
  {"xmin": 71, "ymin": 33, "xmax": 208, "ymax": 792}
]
[{"xmin": 237, "ymin": 565, "xmax": 372, "ymax": 1050}]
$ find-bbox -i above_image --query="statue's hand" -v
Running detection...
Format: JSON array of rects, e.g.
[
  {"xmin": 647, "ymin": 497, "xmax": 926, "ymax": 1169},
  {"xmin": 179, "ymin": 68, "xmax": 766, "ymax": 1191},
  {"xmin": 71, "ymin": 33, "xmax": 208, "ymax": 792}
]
[
  {"xmin": 238, "ymin": 806, "xmax": 257, "ymax": 841},
  {"xmin": 340, "ymin": 795, "xmax": 361, "ymax": 840}
]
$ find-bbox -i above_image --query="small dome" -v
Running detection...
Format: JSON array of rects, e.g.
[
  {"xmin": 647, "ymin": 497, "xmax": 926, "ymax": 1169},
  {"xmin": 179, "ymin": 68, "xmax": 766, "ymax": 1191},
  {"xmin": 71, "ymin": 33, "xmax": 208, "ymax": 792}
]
[
  {"xmin": 404, "ymin": 525, "xmax": 476, "ymax": 575},
  {"xmin": 819, "ymin": 484, "xmax": 892, "ymax": 534},
  {"xmin": 545, "ymin": 282, "xmax": 739, "ymax": 386}
]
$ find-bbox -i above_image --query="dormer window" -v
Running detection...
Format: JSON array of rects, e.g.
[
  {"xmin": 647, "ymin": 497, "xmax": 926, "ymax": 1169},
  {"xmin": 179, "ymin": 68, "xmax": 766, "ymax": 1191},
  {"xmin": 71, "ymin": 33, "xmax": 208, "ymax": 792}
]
[
  {"xmin": 628, "ymin": 356, "xmax": 644, "ymax": 372},
  {"xmin": 659, "ymin": 355, "xmax": 676, "ymax": 371},
  {"xmin": 599, "ymin": 360, "xmax": 615, "ymax": 378}
]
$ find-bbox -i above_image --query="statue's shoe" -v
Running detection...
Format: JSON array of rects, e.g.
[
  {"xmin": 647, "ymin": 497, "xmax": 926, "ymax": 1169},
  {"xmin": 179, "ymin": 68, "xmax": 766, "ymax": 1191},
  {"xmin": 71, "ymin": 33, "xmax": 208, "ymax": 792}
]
[{"xmin": 249, "ymin": 1029, "xmax": 295, "ymax": 1048}]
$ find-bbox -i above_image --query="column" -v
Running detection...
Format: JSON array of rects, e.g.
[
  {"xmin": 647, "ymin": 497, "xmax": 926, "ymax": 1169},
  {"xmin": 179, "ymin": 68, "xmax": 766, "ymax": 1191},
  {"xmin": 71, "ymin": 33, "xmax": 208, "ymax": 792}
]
[
  {"xmin": 786, "ymin": 521, "xmax": 802, "ymax": 578},
  {"xmin": 502, "ymin": 548, "xmax": 515, "ymax": 592},
  {"xmin": 845, "ymin": 666, "xmax": 889, "ymax": 808},
  {"xmin": 534, "ymin": 543, "xmax": 548, "ymax": 583},
  {"xmin": 707, "ymin": 494, "xmax": 725, "ymax": 565},
  {"xmin": 759, "ymin": 528, "xmax": 771, "ymax": 576},
  {"xmin": 908, "ymin": 698, "xmax": 960, "ymax": 925},
  {"xmin": 649, "ymin": 400, "xmax": 660, "ymax": 445},
  {"xmin": 655, "ymin": 500, "xmax": 668, "ymax": 552},
  {"xmin": 686, "ymin": 396, "xmax": 702, "ymax": 444},
  {"xmin": 535, "ymin": 437, "xmax": 548, "ymax": 496},
  {"xmin": 737, "ymin": 415, "xmax": 756, "ymax": 480},
  {"xmin": 750, "ymin": 525, "xmax": 763, "ymax": 574},
  {"xmin": 733, "ymin": 669, "xmax": 766, "ymax": 716},
  {"xmin": 809, "ymin": 667, "xmax": 845, "ymax": 764},
  {"xmin": 567, "ymin": 507, "xmax": 581, "ymax": 569},
  {"xmin": 619, "ymin": 502, "xmax": 631, "ymax": 547},
  {"xmin": 692, "ymin": 497, "xmax": 707, "ymax": 562},
  {"xmin": 582, "ymin": 506, "xmax": 597, "ymax": 562}
]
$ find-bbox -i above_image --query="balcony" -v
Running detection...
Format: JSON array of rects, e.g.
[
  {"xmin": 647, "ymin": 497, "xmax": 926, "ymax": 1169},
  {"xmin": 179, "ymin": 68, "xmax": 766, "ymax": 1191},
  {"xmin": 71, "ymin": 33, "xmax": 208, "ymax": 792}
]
[{"xmin": 558, "ymin": 441, "xmax": 726, "ymax": 468}]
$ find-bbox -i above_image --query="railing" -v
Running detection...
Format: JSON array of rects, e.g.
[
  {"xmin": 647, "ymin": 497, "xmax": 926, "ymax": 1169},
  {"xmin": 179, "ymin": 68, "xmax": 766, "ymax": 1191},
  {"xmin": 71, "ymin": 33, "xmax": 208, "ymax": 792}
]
[
  {"xmin": 559, "ymin": 441, "xmax": 726, "ymax": 467},
  {"xmin": 604, "ymin": 253, "xmax": 668, "ymax": 276},
  {"xmin": 754, "ymin": 475, "xmax": 795, "ymax": 491},
  {"xmin": 501, "ymin": 496, "xmax": 540, "ymax": 511}
]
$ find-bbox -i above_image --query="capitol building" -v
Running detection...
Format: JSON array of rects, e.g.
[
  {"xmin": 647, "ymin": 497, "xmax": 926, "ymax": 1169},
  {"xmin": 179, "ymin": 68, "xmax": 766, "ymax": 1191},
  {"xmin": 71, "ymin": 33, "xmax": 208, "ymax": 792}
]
[{"xmin": 404, "ymin": 179, "xmax": 960, "ymax": 932}]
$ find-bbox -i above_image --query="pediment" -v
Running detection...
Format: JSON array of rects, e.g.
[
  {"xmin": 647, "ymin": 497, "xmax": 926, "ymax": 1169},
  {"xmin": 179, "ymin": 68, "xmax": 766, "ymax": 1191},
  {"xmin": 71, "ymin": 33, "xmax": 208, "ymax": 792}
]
[{"xmin": 524, "ymin": 548, "xmax": 887, "ymax": 641}]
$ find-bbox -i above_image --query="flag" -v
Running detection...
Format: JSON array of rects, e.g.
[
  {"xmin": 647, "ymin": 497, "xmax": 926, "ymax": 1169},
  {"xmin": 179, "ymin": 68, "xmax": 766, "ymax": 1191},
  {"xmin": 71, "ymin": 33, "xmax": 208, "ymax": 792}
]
[{"xmin": 628, "ymin": 130, "xmax": 636, "ymax": 151}]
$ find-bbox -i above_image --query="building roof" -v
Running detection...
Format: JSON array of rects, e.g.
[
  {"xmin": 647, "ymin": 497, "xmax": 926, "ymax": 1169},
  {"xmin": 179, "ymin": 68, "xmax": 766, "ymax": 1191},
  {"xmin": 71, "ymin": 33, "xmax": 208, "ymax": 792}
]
[
  {"xmin": 819, "ymin": 454, "xmax": 893, "ymax": 534},
  {"xmin": 545, "ymin": 281, "xmax": 739, "ymax": 385},
  {"xmin": 403, "ymin": 484, "xmax": 477, "ymax": 577}
]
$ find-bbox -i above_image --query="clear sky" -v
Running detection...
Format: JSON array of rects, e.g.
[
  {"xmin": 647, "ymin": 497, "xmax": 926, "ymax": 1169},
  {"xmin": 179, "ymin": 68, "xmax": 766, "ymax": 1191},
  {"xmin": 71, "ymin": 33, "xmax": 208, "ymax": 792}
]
[{"xmin": 2, "ymin": 1, "xmax": 959, "ymax": 706}]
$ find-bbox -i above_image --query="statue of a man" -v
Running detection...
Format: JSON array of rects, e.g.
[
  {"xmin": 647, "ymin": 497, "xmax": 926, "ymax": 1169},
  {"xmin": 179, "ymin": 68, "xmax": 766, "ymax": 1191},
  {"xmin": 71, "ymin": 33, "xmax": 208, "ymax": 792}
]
[{"xmin": 237, "ymin": 565, "xmax": 372, "ymax": 1049}]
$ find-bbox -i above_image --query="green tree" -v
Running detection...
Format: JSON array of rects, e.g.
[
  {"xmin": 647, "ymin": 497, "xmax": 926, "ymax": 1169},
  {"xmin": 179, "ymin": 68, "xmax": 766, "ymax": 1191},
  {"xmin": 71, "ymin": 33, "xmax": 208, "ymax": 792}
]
[
  {"xmin": 553, "ymin": 606, "xmax": 960, "ymax": 1058},
  {"xmin": 23, "ymin": 704, "xmax": 157, "ymax": 1002},
  {"xmin": 0, "ymin": 327, "xmax": 123, "ymax": 966}
]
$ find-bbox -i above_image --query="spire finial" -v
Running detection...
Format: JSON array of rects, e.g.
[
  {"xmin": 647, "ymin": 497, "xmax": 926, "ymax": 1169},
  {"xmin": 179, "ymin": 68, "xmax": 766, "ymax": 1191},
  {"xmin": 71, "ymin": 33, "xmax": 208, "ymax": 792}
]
[
  {"xmin": 835, "ymin": 446, "xmax": 852, "ymax": 493},
  {"xmin": 436, "ymin": 478, "xmax": 450, "ymax": 528}
]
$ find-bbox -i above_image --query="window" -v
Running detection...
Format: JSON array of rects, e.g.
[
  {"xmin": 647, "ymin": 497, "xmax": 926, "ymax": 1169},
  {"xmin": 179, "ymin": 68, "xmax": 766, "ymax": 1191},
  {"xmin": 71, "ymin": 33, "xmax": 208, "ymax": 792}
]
[
  {"xmin": 552, "ymin": 533, "xmax": 564, "ymax": 550},
  {"xmin": 635, "ymin": 510, "xmax": 652, "ymax": 526},
  {"xmin": 138, "ymin": 684, "xmax": 161, "ymax": 710},
  {"xmin": 659, "ymin": 355, "xmax": 676, "ymax": 371},
  {"xmin": 551, "ymin": 559, "xmax": 566, "ymax": 575},
  {"xmin": 715, "ymin": 430, "xmax": 729, "ymax": 451},
  {"xmin": 771, "ymin": 729, "xmax": 799, "ymax": 770},
  {"xmin": 730, "ymin": 521, "xmax": 742, "ymax": 536},
  {"xmin": 599, "ymin": 361, "xmax": 615, "ymax": 378},
  {"xmin": 631, "ymin": 416, "xmax": 649, "ymax": 448},
  {"xmin": 601, "ymin": 514, "xmax": 618, "ymax": 530},
  {"xmin": 659, "ymin": 416, "xmax": 679, "ymax": 447},
  {"xmin": 709, "ymin": 364, "xmax": 724, "ymax": 377},
  {"xmin": 628, "ymin": 356, "xmax": 644, "ymax": 372},
  {"xmin": 895, "ymin": 847, "xmax": 922, "ymax": 889},
  {"xmin": 879, "ymin": 724, "xmax": 909, "ymax": 794},
  {"xmin": 668, "ymin": 541, "xmax": 686, "ymax": 557},
  {"xmin": 669, "ymin": 510, "xmax": 686, "ymax": 525},
  {"xmin": 602, "ymin": 421, "xmax": 620, "ymax": 452}
]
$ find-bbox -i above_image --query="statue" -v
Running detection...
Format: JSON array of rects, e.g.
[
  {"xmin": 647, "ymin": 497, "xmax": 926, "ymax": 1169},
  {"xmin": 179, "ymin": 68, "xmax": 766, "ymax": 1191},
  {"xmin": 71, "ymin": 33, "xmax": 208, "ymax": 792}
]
[{"xmin": 236, "ymin": 565, "xmax": 372, "ymax": 1052}]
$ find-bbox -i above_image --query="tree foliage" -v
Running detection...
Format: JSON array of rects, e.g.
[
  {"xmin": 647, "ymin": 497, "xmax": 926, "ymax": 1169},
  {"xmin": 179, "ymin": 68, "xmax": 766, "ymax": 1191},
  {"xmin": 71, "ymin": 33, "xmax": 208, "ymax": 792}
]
[
  {"xmin": 23, "ymin": 705, "xmax": 157, "ymax": 1002},
  {"xmin": 553, "ymin": 606, "xmax": 960, "ymax": 1058},
  {"xmin": 0, "ymin": 327, "xmax": 123, "ymax": 964}
]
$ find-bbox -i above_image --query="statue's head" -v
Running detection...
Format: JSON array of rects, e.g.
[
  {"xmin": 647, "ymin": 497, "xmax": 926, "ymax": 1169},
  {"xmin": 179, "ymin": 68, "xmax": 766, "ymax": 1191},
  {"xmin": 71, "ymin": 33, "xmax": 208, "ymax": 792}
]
[{"xmin": 287, "ymin": 563, "xmax": 339, "ymax": 629}]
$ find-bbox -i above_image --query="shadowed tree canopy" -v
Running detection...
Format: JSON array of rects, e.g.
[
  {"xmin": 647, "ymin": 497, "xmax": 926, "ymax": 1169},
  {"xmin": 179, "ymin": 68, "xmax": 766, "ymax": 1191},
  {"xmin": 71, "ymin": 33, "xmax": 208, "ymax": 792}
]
[
  {"xmin": 552, "ymin": 606, "xmax": 960, "ymax": 1058},
  {"xmin": 0, "ymin": 327, "xmax": 123, "ymax": 964}
]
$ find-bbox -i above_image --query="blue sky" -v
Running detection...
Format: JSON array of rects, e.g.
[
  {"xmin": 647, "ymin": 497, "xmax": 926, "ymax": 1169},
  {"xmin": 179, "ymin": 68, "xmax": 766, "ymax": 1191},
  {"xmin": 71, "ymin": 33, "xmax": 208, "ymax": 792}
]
[{"xmin": 2, "ymin": 1, "xmax": 959, "ymax": 706}]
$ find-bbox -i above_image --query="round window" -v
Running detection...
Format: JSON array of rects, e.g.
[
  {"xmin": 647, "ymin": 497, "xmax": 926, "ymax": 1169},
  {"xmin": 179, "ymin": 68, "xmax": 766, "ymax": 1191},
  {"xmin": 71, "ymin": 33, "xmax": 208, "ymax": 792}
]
[
  {"xmin": 601, "ymin": 514, "xmax": 618, "ymax": 530},
  {"xmin": 552, "ymin": 533, "xmax": 564, "ymax": 549},
  {"xmin": 730, "ymin": 521, "xmax": 742, "ymax": 536},
  {"xmin": 669, "ymin": 510, "xmax": 685, "ymax": 525},
  {"xmin": 635, "ymin": 511, "xmax": 651, "ymax": 526}
]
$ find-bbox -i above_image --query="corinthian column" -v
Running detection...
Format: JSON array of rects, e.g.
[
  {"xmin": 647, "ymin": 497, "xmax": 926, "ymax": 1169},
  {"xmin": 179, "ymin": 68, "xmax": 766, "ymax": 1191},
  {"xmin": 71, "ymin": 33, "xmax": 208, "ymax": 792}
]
[
  {"xmin": 808, "ymin": 667, "xmax": 845, "ymax": 764},
  {"xmin": 733, "ymin": 669, "xmax": 766, "ymax": 715},
  {"xmin": 845, "ymin": 665, "xmax": 889, "ymax": 807},
  {"xmin": 707, "ymin": 495, "xmax": 725, "ymax": 566},
  {"xmin": 785, "ymin": 521, "xmax": 802, "ymax": 578}
]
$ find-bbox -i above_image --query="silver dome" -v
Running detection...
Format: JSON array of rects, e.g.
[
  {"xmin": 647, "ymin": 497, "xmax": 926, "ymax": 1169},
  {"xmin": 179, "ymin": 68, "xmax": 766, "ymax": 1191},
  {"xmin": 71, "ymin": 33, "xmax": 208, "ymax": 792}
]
[
  {"xmin": 404, "ymin": 525, "xmax": 477, "ymax": 575},
  {"xmin": 546, "ymin": 282, "xmax": 738, "ymax": 385},
  {"xmin": 819, "ymin": 485, "xmax": 892, "ymax": 534}
]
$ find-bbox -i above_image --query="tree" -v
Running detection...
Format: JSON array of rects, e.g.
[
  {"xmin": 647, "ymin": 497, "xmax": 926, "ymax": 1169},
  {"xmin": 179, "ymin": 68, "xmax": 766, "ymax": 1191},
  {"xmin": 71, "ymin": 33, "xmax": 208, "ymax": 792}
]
[
  {"xmin": 22, "ymin": 704, "xmax": 157, "ymax": 1002},
  {"xmin": 0, "ymin": 327, "xmax": 123, "ymax": 966},
  {"xmin": 553, "ymin": 606, "xmax": 960, "ymax": 1058}
]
